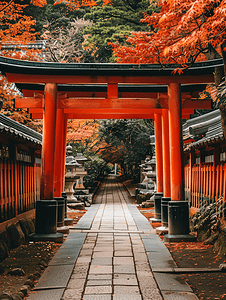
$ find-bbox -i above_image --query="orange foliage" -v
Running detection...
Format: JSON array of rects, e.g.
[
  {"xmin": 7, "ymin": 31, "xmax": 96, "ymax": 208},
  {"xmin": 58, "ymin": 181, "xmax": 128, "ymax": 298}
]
[
  {"xmin": 55, "ymin": 0, "xmax": 112, "ymax": 11},
  {"xmin": 67, "ymin": 119, "xmax": 99, "ymax": 144},
  {"xmin": 0, "ymin": 75, "xmax": 43, "ymax": 132},
  {"xmin": 112, "ymin": 0, "xmax": 226, "ymax": 65},
  {"xmin": 0, "ymin": 0, "xmax": 46, "ymax": 60}
]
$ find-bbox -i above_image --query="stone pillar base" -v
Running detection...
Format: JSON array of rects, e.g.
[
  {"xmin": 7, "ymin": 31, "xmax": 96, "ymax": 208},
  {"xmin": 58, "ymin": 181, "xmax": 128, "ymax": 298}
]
[
  {"xmin": 161, "ymin": 197, "xmax": 171, "ymax": 227},
  {"xmin": 64, "ymin": 218, "xmax": 73, "ymax": 226},
  {"xmin": 164, "ymin": 234, "xmax": 196, "ymax": 242},
  {"xmin": 57, "ymin": 226, "xmax": 70, "ymax": 234},
  {"xmin": 35, "ymin": 200, "xmax": 57, "ymax": 234},
  {"xmin": 156, "ymin": 226, "xmax": 169, "ymax": 235},
  {"xmin": 154, "ymin": 192, "xmax": 163, "ymax": 220},
  {"xmin": 29, "ymin": 233, "xmax": 63, "ymax": 243},
  {"xmin": 150, "ymin": 217, "xmax": 162, "ymax": 223},
  {"xmin": 164, "ymin": 200, "xmax": 196, "ymax": 242}
]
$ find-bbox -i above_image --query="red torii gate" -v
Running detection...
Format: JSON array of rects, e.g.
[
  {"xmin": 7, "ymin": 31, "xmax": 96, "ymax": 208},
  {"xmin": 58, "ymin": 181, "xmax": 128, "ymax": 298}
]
[{"xmin": 0, "ymin": 56, "xmax": 219, "ymax": 242}]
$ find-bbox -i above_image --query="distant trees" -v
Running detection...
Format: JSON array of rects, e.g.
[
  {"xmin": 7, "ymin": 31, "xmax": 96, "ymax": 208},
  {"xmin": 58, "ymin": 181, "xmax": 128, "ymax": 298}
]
[
  {"xmin": 82, "ymin": 0, "xmax": 159, "ymax": 62},
  {"xmin": 98, "ymin": 119, "xmax": 153, "ymax": 180},
  {"xmin": 41, "ymin": 18, "xmax": 92, "ymax": 62},
  {"xmin": 37, "ymin": 0, "xmax": 159, "ymax": 63}
]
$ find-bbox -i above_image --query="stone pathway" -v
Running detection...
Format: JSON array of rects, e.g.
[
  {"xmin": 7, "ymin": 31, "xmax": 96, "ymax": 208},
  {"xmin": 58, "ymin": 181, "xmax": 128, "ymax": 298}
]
[
  {"xmin": 28, "ymin": 176, "xmax": 198, "ymax": 300},
  {"xmin": 63, "ymin": 177, "xmax": 162, "ymax": 300}
]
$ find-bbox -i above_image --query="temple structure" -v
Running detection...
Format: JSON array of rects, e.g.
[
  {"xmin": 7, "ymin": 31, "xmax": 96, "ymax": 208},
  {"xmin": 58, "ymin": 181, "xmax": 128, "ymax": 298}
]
[{"xmin": 0, "ymin": 55, "xmax": 221, "ymax": 242}]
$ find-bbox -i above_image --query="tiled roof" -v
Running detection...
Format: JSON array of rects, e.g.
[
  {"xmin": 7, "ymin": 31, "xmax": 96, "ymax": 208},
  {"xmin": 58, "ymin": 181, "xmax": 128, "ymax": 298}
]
[
  {"xmin": 0, "ymin": 114, "xmax": 42, "ymax": 145},
  {"xmin": 183, "ymin": 109, "xmax": 224, "ymax": 151}
]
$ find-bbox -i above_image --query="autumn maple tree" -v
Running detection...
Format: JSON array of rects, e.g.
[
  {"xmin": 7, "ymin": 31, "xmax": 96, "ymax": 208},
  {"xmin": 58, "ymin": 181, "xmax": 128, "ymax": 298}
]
[
  {"xmin": 112, "ymin": 0, "xmax": 226, "ymax": 65},
  {"xmin": 111, "ymin": 0, "xmax": 226, "ymax": 134},
  {"xmin": 0, "ymin": 0, "xmax": 48, "ymax": 128},
  {"xmin": 0, "ymin": 0, "xmax": 47, "ymax": 60},
  {"xmin": 67, "ymin": 119, "xmax": 99, "ymax": 144}
]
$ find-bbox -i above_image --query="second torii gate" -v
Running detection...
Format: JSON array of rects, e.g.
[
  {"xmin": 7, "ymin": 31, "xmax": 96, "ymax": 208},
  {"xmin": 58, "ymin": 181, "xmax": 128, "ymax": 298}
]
[{"xmin": 0, "ymin": 56, "xmax": 220, "ymax": 242}]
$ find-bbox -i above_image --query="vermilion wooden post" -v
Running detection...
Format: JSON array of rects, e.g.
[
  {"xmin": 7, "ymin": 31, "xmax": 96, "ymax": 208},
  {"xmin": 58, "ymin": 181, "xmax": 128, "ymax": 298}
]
[
  {"xmin": 165, "ymin": 83, "xmax": 195, "ymax": 242},
  {"xmin": 153, "ymin": 113, "xmax": 163, "ymax": 221},
  {"xmin": 168, "ymin": 83, "xmax": 184, "ymax": 201},
  {"xmin": 162, "ymin": 109, "xmax": 171, "ymax": 197},
  {"xmin": 154, "ymin": 114, "xmax": 163, "ymax": 193},
  {"xmin": 54, "ymin": 109, "xmax": 64, "ymax": 197},
  {"xmin": 31, "ymin": 83, "xmax": 63, "ymax": 242},
  {"xmin": 160, "ymin": 109, "xmax": 171, "ymax": 229},
  {"xmin": 40, "ymin": 83, "xmax": 57, "ymax": 200},
  {"xmin": 62, "ymin": 116, "xmax": 68, "ymax": 193}
]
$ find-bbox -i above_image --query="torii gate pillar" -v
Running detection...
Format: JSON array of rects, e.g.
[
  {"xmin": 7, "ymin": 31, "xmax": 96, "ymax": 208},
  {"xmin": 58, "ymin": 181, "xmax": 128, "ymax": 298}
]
[
  {"xmin": 30, "ymin": 83, "xmax": 63, "ymax": 243},
  {"xmin": 164, "ymin": 83, "xmax": 196, "ymax": 242},
  {"xmin": 156, "ymin": 110, "xmax": 171, "ymax": 233},
  {"xmin": 152, "ymin": 114, "xmax": 163, "ymax": 222},
  {"xmin": 54, "ymin": 109, "xmax": 65, "ymax": 197}
]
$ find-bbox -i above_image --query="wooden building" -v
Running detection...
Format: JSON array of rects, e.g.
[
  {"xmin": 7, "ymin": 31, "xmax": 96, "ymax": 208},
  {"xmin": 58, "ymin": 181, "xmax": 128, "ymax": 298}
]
[
  {"xmin": 0, "ymin": 114, "xmax": 42, "ymax": 223},
  {"xmin": 183, "ymin": 109, "xmax": 226, "ymax": 212}
]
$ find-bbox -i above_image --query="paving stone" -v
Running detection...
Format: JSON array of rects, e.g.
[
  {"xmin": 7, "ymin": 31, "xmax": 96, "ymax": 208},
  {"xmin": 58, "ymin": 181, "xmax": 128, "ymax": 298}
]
[
  {"xmin": 134, "ymin": 253, "xmax": 148, "ymax": 261},
  {"xmin": 72, "ymin": 264, "xmax": 90, "ymax": 278},
  {"xmin": 49, "ymin": 255, "xmax": 79, "ymax": 266},
  {"xmin": 91, "ymin": 257, "xmax": 112, "ymax": 265},
  {"xmin": 84, "ymin": 286, "xmax": 112, "ymax": 294},
  {"xmin": 94, "ymin": 247, "xmax": 114, "ymax": 252},
  {"xmin": 114, "ymin": 236, "xmax": 130, "ymax": 240},
  {"xmin": 34, "ymin": 265, "xmax": 74, "ymax": 289},
  {"xmin": 70, "ymin": 272, "xmax": 87, "ymax": 279},
  {"xmin": 26, "ymin": 289, "xmax": 64, "ymax": 300},
  {"xmin": 76, "ymin": 256, "xmax": 92, "ymax": 263},
  {"xmin": 82, "ymin": 244, "xmax": 95, "ymax": 249},
  {"xmin": 153, "ymin": 273, "xmax": 192, "ymax": 292},
  {"xmin": 89, "ymin": 265, "xmax": 113, "ymax": 274},
  {"xmin": 135, "ymin": 262, "xmax": 151, "ymax": 272},
  {"xmin": 114, "ymin": 251, "xmax": 133, "ymax": 257},
  {"xmin": 113, "ymin": 257, "xmax": 134, "ymax": 265},
  {"xmin": 137, "ymin": 272, "xmax": 162, "ymax": 300},
  {"xmin": 98, "ymin": 234, "xmax": 113, "ymax": 237},
  {"xmin": 66, "ymin": 278, "xmax": 86, "ymax": 289},
  {"xmin": 114, "ymin": 286, "xmax": 140, "ymax": 294},
  {"xmin": 96, "ymin": 240, "xmax": 113, "ymax": 244},
  {"xmin": 113, "ymin": 274, "xmax": 138, "ymax": 286},
  {"xmin": 114, "ymin": 241, "xmax": 130, "ymax": 244},
  {"xmin": 132, "ymin": 247, "xmax": 145, "ymax": 253},
  {"xmin": 86, "ymin": 238, "xmax": 97, "ymax": 242},
  {"xmin": 114, "ymin": 246, "xmax": 131, "ymax": 251},
  {"xmin": 62, "ymin": 288, "xmax": 83, "ymax": 300},
  {"xmin": 92, "ymin": 252, "xmax": 113, "ymax": 258},
  {"xmin": 88, "ymin": 274, "xmax": 112, "ymax": 280},
  {"xmin": 83, "ymin": 295, "xmax": 111, "ymax": 300},
  {"xmin": 79, "ymin": 249, "xmax": 93, "ymax": 256},
  {"xmin": 97, "ymin": 237, "xmax": 114, "ymax": 241},
  {"xmin": 87, "ymin": 280, "xmax": 112, "ymax": 286},
  {"xmin": 114, "ymin": 265, "xmax": 135, "ymax": 274},
  {"xmin": 161, "ymin": 291, "xmax": 199, "ymax": 300}
]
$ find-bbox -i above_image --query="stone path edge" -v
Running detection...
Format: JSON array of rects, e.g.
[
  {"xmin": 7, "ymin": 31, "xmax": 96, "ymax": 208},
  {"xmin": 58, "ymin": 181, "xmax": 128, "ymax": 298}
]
[
  {"xmin": 26, "ymin": 203, "xmax": 100, "ymax": 300},
  {"xmin": 121, "ymin": 181, "xmax": 199, "ymax": 300},
  {"xmin": 122, "ymin": 182, "xmax": 198, "ymax": 300}
]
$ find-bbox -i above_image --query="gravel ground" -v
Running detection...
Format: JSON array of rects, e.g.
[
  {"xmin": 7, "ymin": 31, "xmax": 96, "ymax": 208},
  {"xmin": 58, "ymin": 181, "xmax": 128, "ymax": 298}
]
[{"xmin": 0, "ymin": 208, "xmax": 87, "ymax": 298}]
